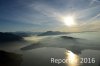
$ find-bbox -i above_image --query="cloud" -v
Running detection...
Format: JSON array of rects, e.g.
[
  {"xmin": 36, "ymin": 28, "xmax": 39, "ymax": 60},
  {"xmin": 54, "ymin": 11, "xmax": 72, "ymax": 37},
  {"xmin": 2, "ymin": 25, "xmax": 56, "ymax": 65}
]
[
  {"xmin": 32, "ymin": 3, "xmax": 63, "ymax": 19},
  {"xmin": 89, "ymin": 0, "xmax": 97, "ymax": 6},
  {"xmin": 89, "ymin": 0, "xmax": 100, "ymax": 6}
]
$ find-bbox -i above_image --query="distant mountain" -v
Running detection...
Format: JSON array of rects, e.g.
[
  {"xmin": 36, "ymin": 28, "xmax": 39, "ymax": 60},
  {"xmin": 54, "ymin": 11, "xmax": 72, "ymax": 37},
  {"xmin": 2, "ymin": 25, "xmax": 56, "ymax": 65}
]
[
  {"xmin": 38, "ymin": 31, "xmax": 68, "ymax": 36},
  {"xmin": 13, "ymin": 32, "xmax": 43, "ymax": 37},
  {"xmin": 0, "ymin": 32, "xmax": 23, "ymax": 42}
]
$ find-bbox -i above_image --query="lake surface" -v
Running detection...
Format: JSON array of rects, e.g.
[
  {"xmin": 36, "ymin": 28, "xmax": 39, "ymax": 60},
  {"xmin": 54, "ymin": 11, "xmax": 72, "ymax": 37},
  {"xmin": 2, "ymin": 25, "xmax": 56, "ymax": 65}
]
[{"xmin": 0, "ymin": 32, "xmax": 100, "ymax": 66}]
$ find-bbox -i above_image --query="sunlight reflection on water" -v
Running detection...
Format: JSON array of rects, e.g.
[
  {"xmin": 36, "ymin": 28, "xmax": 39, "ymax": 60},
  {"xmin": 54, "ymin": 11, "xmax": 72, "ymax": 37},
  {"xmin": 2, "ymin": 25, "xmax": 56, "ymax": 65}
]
[{"xmin": 65, "ymin": 50, "xmax": 80, "ymax": 66}]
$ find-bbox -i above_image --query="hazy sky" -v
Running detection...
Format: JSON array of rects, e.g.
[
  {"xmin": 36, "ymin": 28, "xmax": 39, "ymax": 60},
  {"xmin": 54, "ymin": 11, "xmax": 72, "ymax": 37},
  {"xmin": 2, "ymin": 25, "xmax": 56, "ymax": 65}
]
[{"xmin": 0, "ymin": 0, "xmax": 100, "ymax": 32}]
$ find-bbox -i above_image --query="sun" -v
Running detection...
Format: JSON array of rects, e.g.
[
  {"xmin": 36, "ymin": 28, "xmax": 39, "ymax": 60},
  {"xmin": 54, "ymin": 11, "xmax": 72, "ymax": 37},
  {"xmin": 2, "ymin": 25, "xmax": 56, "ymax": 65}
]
[{"xmin": 62, "ymin": 16, "xmax": 76, "ymax": 27}]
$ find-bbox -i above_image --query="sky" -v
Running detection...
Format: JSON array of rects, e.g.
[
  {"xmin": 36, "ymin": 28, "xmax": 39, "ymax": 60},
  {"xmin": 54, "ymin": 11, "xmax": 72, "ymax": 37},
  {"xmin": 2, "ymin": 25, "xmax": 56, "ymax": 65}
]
[{"xmin": 0, "ymin": 0, "xmax": 100, "ymax": 32}]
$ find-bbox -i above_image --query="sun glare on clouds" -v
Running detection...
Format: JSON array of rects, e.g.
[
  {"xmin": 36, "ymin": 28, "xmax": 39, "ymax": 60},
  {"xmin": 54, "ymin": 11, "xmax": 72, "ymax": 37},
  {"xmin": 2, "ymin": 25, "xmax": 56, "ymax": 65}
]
[{"xmin": 62, "ymin": 15, "xmax": 77, "ymax": 27}]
